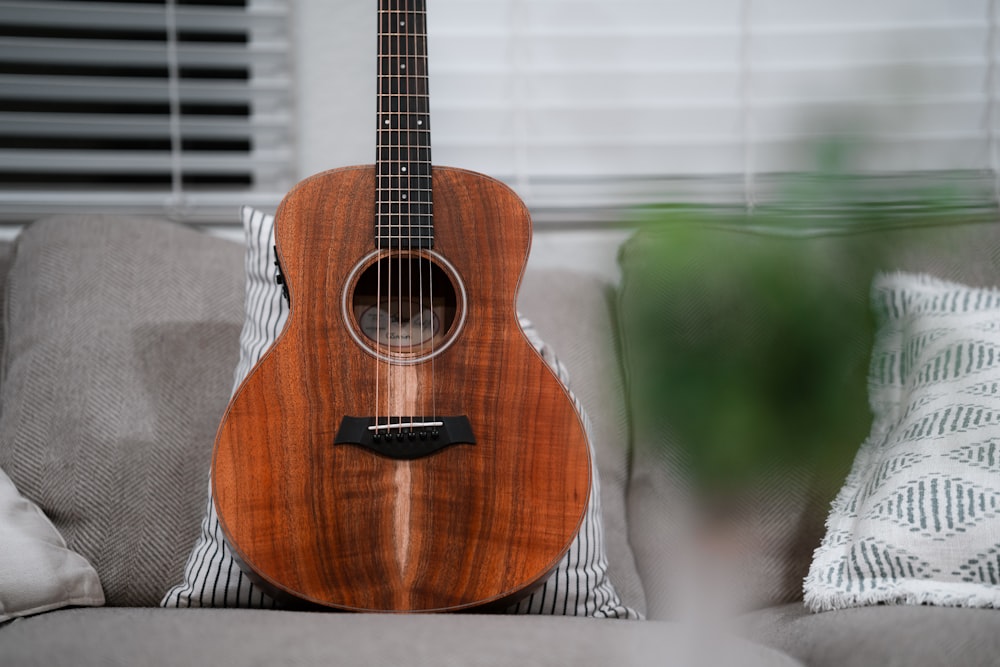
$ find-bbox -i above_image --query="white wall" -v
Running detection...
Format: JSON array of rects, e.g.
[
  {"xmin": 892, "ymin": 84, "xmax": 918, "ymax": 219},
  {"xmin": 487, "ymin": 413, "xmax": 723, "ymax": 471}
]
[{"xmin": 291, "ymin": 0, "xmax": 376, "ymax": 175}]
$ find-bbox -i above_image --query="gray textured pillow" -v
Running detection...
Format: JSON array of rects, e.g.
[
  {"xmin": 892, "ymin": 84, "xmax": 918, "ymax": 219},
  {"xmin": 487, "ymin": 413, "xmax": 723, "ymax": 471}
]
[
  {"xmin": 806, "ymin": 272, "xmax": 1000, "ymax": 610},
  {"xmin": 162, "ymin": 207, "xmax": 641, "ymax": 618},
  {"xmin": 0, "ymin": 215, "xmax": 245, "ymax": 606},
  {"xmin": 0, "ymin": 466, "xmax": 104, "ymax": 622}
]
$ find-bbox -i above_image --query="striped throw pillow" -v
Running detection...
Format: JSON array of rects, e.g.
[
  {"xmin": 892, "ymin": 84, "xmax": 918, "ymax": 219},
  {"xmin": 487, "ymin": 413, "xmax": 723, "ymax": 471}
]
[
  {"xmin": 806, "ymin": 271, "xmax": 1000, "ymax": 610},
  {"xmin": 161, "ymin": 206, "xmax": 639, "ymax": 618}
]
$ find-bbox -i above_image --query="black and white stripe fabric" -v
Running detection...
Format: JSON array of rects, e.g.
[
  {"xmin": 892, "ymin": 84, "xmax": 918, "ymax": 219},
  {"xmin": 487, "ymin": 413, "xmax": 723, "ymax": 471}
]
[{"xmin": 161, "ymin": 206, "xmax": 639, "ymax": 618}]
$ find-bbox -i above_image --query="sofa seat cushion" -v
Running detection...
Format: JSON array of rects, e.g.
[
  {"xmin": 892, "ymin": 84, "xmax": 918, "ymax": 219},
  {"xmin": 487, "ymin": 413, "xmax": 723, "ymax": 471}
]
[
  {"xmin": 0, "ymin": 607, "xmax": 802, "ymax": 667},
  {"xmin": 739, "ymin": 602, "xmax": 1000, "ymax": 667}
]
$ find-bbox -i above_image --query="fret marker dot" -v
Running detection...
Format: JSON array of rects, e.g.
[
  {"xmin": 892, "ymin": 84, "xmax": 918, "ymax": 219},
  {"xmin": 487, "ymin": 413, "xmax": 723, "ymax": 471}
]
[
  {"xmin": 384, "ymin": 119, "xmax": 390, "ymax": 125},
  {"xmin": 401, "ymin": 167, "xmax": 407, "ymax": 172},
  {"xmin": 402, "ymin": 194, "xmax": 408, "ymax": 200},
  {"xmin": 417, "ymin": 120, "xmax": 423, "ymax": 126}
]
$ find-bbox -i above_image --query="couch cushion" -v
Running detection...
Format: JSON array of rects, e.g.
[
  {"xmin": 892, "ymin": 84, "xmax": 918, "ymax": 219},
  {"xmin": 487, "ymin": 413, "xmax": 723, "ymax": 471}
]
[
  {"xmin": 740, "ymin": 602, "xmax": 1000, "ymax": 667},
  {"xmin": 162, "ymin": 207, "xmax": 644, "ymax": 617},
  {"xmin": 0, "ymin": 215, "xmax": 245, "ymax": 606},
  {"xmin": 0, "ymin": 607, "xmax": 803, "ymax": 667},
  {"xmin": 517, "ymin": 268, "xmax": 646, "ymax": 613},
  {"xmin": 0, "ymin": 240, "xmax": 14, "ymax": 370},
  {"xmin": 619, "ymin": 220, "xmax": 1000, "ymax": 619}
]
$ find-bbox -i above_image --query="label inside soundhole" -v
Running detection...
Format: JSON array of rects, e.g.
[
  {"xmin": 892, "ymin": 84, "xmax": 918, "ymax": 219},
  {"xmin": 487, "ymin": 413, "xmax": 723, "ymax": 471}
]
[
  {"xmin": 358, "ymin": 298, "xmax": 441, "ymax": 347},
  {"xmin": 344, "ymin": 250, "xmax": 464, "ymax": 363}
]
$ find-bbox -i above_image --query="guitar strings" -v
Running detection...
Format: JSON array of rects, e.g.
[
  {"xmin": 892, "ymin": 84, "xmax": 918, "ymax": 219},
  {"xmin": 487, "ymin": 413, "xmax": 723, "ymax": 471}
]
[
  {"xmin": 391, "ymin": 2, "xmax": 400, "ymax": 436},
  {"xmin": 374, "ymin": 4, "xmax": 384, "ymax": 439},
  {"xmin": 403, "ymin": 2, "xmax": 434, "ymax": 436},
  {"xmin": 421, "ymin": 3, "xmax": 437, "ymax": 430},
  {"xmin": 406, "ymin": 4, "xmax": 421, "ymax": 431},
  {"xmin": 375, "ymin": 1, "xmax": 434, "ymax": 438},
  {"xmin": 409, "ymin": 3, "xmax": 427, "ymax": 433},
  {"xmin": 396, "ymin": 3, "xmax": 406, "ymax": 436},
  {"xmin": 411, "ymin": 2, "xmax": 433, "ymax": 435},
  {"xmin": 402, "ymin": 3, "xmax": 411, "ymax": 405}
]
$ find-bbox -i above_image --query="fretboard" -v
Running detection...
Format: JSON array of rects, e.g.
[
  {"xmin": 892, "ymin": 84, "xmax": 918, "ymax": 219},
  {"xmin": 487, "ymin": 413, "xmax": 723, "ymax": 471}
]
[{"xmin": 376, "ymin": 0, "xmax": 432, "ymax": 249}]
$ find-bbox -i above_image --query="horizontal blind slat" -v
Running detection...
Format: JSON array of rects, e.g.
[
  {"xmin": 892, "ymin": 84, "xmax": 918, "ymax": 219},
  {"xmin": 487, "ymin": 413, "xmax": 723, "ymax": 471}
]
[
  {"xmin": 0, "ymin": 149, "xmax": 291, "ymax": 172},
  {"xmin": 0, "ymin": 0, "xmax": 288, "ymax": 31},
  {"xmin": 0, "ymin": 38, "xmax": 289, "ymax": 67},
  {"xmin": 0, "ymin": 112, "xmax": 293, "ymax": 138},
  {"xmin": 0, "ymin": 189, "xmax": 288, "ymax": 226},
  {"xmin": 0, "ymin": 75, "xmax": 292, "ymax": 103}
]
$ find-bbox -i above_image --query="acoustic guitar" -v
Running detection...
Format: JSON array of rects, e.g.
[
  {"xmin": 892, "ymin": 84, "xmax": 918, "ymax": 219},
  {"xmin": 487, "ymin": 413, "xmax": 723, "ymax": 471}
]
[{"xmin": 211, "ymin": 0, "xmax": 592, "ymax": 612}]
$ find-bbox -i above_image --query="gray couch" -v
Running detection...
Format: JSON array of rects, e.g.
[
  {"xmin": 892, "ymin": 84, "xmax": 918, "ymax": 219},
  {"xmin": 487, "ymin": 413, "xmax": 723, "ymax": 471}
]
[{"xmin": 1, "ymin": 214, "xmax": 999, "ymax": 666}]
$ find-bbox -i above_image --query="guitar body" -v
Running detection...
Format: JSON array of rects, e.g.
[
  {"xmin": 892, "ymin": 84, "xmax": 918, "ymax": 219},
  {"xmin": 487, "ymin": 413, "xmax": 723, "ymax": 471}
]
[{"xmin": 212, "ymin": 165, "xmax": 592, "ymax": 612}]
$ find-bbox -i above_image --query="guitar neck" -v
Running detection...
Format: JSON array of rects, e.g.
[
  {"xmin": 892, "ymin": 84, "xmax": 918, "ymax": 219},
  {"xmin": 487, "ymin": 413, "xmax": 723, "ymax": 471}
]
[{"xmin": 376, "ymin": 0, "xmax": 433, "ymax": 249}]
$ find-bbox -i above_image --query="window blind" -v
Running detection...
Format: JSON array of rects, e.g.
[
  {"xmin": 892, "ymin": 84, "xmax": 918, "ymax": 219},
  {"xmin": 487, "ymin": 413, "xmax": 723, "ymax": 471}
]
[
  {"xmin": 0, "ymin": 0, "xmax": 294, "ymax": 226},
  {"xmin": 3, "ymin": 1, "xmax": 997, "ymax": 228},
  {"xmin": 424, "ymin": 0, "xmax": 1000, "ymax": 225}
]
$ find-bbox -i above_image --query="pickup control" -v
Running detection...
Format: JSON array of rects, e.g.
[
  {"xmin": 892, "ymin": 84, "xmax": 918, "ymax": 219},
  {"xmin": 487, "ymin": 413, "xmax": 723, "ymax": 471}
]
[{"xmin": 273, "ymin": 245, "xmax": 290, "ymax": 304}]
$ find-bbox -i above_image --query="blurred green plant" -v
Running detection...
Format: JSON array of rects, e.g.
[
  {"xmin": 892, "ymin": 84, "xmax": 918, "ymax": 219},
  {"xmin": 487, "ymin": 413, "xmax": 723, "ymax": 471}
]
[
  {"xmin": 624, "ymin": 220, "xmax": 873, "ymax": 496},
  {"xmin": 622, "ymin": 138, "xmax": 997, "ymax": 497}
]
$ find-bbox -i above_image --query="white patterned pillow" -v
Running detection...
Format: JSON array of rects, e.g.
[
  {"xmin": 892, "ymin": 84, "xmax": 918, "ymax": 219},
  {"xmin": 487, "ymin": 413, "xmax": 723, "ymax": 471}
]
[
  {"xmin": 806, "ymin": 271, "xmax": 1000, "ymax": 611},
  {"xmin": 162, "ymin": 206, "xmax": 638, "ymax": 618}
]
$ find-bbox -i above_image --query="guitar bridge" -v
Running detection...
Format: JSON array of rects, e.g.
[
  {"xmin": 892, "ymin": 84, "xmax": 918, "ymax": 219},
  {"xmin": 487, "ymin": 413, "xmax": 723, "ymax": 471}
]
[{"xmin": 334, "ymin": 416, "xmax": 475, "ymax": 459}]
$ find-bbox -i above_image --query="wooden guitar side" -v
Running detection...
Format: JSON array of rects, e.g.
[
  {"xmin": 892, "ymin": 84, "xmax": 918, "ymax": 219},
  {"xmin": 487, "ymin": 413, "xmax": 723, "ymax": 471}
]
[{"xmin": 212, "ymin": 165, "xmax": 592, "ymax": 612}]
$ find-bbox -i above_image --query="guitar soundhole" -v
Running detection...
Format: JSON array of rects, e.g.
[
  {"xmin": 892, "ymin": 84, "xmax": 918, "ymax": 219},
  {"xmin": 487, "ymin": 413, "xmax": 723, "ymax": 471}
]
[{"xmin": 344, "ymin": 250, "xmax": 465, "ymax": 363}]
